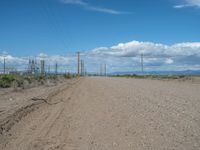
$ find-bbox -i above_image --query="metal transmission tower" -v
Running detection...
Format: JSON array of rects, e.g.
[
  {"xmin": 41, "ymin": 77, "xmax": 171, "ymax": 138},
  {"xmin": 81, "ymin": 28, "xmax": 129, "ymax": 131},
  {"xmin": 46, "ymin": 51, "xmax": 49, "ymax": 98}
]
[
  {"xmin": 32, "ymin": 60, "xmax": 36, "ymax": 75},
  {"xmin": 77, "ymin": 52, "xmax": 80, "ymax": 76},
  {"xmin": 28, "ymin": 59, "xmax": 36, "ymax": 75},
  {"xmin": 141, "ymin": 53, "xmax": 144, "ymax": 73}
]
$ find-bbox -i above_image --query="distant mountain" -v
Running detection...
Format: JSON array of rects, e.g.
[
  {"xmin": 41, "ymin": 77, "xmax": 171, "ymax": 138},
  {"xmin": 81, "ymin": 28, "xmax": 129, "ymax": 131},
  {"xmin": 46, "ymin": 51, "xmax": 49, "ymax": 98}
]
[{"xmin": 111, "ymin": 70, "xmax": 200, "ymax": 76}]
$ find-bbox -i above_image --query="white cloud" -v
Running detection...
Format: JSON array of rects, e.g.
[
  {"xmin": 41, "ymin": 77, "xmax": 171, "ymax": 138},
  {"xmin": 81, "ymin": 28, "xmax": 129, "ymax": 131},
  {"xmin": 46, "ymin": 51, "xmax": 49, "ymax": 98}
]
[
  {"xmin": 174, "ymin": 0, "xmax": 200, "ymax": 9},
  {"xmin": 60, "ymin": 0, "xmax": 130, "ymax": 15},
  {"xmin": 1, "ymin": 40, "xmax": 200, "ymax": 73},
  {"xmin": 186, "ymin": 0, "xmax": 200, "ymax": 6},
  {"xmin": 165, "ymin": 58, "xmax": 174, "ymax": 64},
  {"xmin": 173, "ymin": 4, "xmax": 193, "ymax": 9},
  {"xmin": 86, "ymin": 6, "xmax": 127, "ymax": 15},
  {"xmin": 90, "ymin": 41, "xmax": 200, "ymax": 58},
  {"xmin": 60, "ymin": 0, "xmax": 87, "ymax": 6},
  {"xmin": 88, "ymin": 40, "xmax": 200, "ymax": 72},
  {"xmin": 0, "ymin": 53, "xmax": 77, "ymax": 73}
]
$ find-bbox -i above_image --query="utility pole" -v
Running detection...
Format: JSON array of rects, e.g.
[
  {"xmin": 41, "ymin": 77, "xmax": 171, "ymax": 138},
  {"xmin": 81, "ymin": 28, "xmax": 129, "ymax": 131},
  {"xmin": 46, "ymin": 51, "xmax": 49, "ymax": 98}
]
[
  {"xmin": 3, "ymin": 57, "xmax": 6, "ymax": 74},
  {"xmin": 80, "ymin": 60, "xmax": 83, "ymax": 76},
  {"xmin": 141, "ymin": 53, "xmax": 144, "ymax": 73},
  {"xmin": 77, "ymin": 52, "xmax": 80, "ymax": 76},
  {"xmin": 40, "ymin": 60, "xmax": 45, "ymax": 75},
  {"xmin": 82, "ymin": 60, "xmax": 83, "ymax": 76},
  {"xmin": 81, "ymin": 60, "xmax": 85, "ymax": 76}
]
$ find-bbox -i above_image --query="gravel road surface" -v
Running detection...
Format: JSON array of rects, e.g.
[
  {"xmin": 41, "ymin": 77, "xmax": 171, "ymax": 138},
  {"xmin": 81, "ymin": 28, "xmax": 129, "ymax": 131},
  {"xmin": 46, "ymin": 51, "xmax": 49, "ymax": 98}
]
[{"xmin": 0, "ymin": 77, "xmax": 200, "ymax": 150}]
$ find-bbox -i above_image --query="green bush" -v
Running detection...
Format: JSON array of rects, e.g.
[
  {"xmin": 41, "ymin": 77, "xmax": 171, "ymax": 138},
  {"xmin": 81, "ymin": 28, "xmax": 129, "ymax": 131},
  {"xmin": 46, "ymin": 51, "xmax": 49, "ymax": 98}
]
[
  {"xmin": 63, "ymin": 73, "xmax": 73, "ymax": 79},
  {"xmin": 0, "ymin": 75, "xmax": 16, "ymax": 88},
  {"xmin": 0, "ymin": 73, "xmax": 77, "ymax": 88}
]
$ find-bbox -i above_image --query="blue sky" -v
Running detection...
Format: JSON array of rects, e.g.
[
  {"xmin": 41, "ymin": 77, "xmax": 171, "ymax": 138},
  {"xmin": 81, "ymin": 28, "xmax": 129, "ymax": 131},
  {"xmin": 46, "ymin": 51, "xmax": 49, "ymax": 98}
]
[{"xmin": 0, "ymin": 0, "xmax": 200, "ymax": 73}]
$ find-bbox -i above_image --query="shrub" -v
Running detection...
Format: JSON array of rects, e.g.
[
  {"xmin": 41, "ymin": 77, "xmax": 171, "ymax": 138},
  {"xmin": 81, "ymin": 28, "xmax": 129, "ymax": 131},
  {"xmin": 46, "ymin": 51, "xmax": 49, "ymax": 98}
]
[
  {"xmin": 48, "ymin": 75, "xmax": 57, "ymax": 80},
  {"xmin": 0, "ymin": 75, "xmax": 16, "ymax": 88},
  {"xmin": 63, "ymin": 73, "xmax": 73, "ymax": 79},
  {"xmin": 24, "ymin": 76, "xmax": 32, "ymax": 84}
]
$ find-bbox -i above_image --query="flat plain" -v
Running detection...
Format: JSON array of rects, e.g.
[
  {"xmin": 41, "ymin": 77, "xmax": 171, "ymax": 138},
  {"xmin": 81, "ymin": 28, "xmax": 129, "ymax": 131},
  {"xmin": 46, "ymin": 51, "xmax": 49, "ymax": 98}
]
[{"xmin": 0, "ymin": 77, "xmax": 200, "ymax": 150}]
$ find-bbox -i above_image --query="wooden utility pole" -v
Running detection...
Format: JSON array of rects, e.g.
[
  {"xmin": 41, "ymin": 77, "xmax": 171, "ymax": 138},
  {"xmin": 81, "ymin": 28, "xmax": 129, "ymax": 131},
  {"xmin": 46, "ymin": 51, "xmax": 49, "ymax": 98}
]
[
  {"xmin": 40, "ymin": 60, "xmax": 45, "ymax": 75},
  {"xmin": 80, "ymin": 60, "xmax": 83, "ymax": 76},
  {"xmin": 77, "ymin": 52, "xmax": 80, "ymax": 76},
  {"xmin": 141, "ymin": 53, "xmax": 144, "ymax": 73}
]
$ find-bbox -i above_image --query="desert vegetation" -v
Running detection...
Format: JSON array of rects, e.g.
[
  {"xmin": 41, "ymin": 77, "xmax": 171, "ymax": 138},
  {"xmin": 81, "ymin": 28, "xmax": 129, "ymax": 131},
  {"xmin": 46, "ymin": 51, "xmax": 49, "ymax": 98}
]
[{"xmin": 0, "ymin": 74, "xmax": 77, "ymax": 88}]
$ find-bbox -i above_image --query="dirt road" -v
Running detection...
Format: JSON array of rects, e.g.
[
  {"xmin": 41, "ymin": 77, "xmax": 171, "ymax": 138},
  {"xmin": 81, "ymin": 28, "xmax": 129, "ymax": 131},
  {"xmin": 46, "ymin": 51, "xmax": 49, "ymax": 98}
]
[{"xmin": 1, "ymin": 77, "xmax": 200, "ymax": 150}]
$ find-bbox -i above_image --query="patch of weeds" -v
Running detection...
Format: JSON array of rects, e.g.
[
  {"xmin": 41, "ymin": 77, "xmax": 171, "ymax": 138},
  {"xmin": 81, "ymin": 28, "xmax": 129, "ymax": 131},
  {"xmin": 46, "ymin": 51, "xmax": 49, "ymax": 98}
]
[
  {"xmin": 0, "ymin": 75, "xmax": 16, "ymax": 88},
  {"xmin": 63, "ymin": 73, "xmax": 74, "ymax": 79}
]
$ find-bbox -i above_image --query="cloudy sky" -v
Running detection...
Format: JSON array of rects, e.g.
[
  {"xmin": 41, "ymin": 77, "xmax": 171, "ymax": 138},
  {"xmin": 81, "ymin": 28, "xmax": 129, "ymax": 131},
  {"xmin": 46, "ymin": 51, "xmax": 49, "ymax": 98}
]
[{"xmin": 0, "ymin": 0, "xmax": 200, "ymax": 73}]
